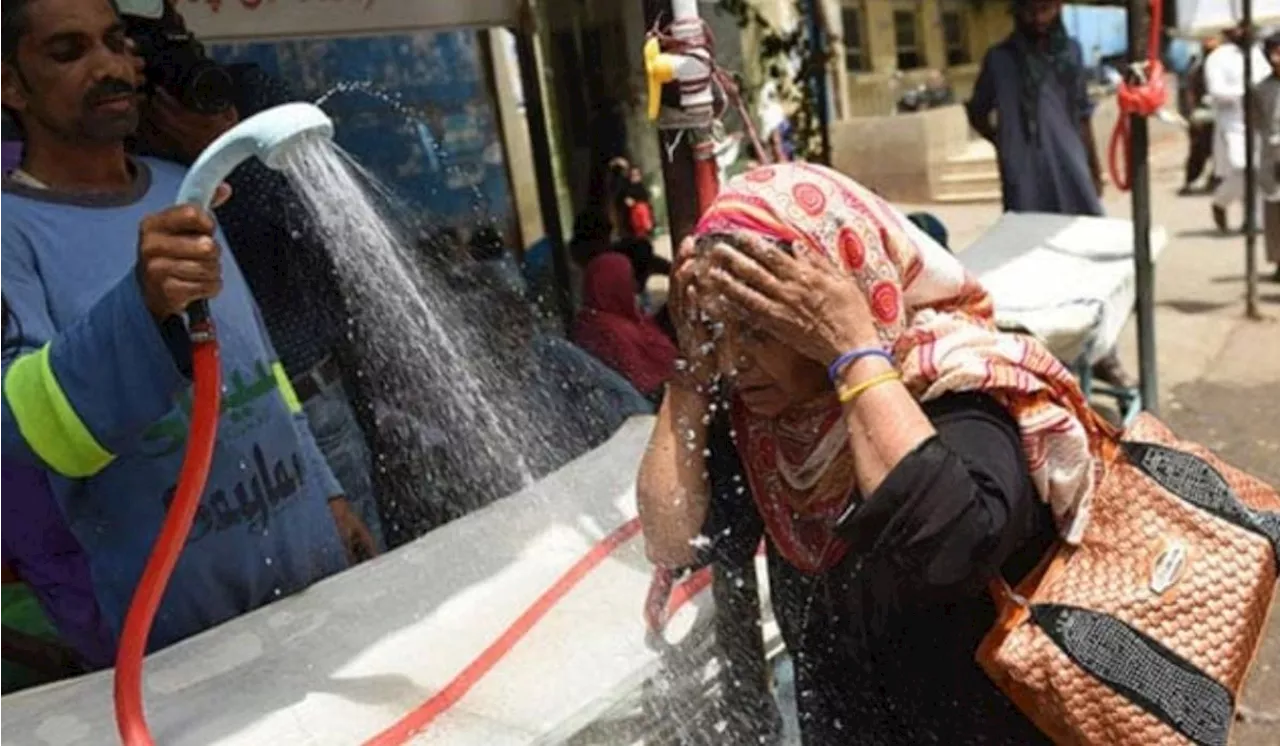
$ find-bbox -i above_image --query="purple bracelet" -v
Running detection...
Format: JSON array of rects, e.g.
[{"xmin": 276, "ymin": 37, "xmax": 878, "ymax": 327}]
[{"xmin": 828, "ymin": 347, "xmax": 892, "ymax": 383}]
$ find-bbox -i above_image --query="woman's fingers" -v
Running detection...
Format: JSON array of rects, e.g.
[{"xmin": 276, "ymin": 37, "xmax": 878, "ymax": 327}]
[
  {"xmin": 707, "ymin": 243, "xmax": 787, "ymax": 300},
  {"xmin": 731, "ymin": 233, "xmax": 802, "ymax": 280},
  {"xmin": 671, "ymin": 261, "xmax": 697, "ymax": 316},
  {"xmin": 706, "ymin": 266, "xmax": 788, "ymax": 325},
  {"xmin": 675, "ymin": 236, "xmax": 697, "ymax": 264}
]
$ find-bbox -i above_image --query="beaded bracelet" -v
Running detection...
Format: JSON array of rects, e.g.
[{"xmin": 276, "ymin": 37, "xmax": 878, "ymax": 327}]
[{"xmin": 827, "ymin": 347, "xmax": 893, "ymax": 384}]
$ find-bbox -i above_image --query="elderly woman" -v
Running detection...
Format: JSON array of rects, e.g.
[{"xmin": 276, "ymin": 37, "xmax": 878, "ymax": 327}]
[{"xmin": 637, "ymin": 164, "xmax": 1110, "ymax": 744}]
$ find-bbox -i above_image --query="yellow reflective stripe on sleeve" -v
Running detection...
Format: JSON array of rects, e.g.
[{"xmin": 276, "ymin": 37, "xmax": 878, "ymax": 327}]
[
  {"xmin": 271, "ymin": 362, "xmax": 302, "ymax": 414},
  {"xmin": 3, "ymin": 344, "xmax": 114, "ymax": 478}
]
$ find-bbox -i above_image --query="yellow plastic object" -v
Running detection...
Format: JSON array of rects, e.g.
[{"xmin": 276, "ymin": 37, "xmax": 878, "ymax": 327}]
[{"xmin": 644, "ymin": 37, "xmax": 676, "ymax": 121}]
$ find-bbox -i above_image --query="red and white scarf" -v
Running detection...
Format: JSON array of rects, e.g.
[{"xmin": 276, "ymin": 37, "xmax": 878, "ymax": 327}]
[{"xmin": 696, "ymin": 163, "xmax": 1109, "ymax": 574}]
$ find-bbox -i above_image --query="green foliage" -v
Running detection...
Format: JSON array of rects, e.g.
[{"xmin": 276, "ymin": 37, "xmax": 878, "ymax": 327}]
[{"xmin": 715, "ymin": 0, "xmax": 829, "ymax": 161}]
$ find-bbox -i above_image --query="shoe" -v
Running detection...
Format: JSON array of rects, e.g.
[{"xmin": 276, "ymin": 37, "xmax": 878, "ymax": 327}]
[
  {"xmin": 1091, "ymin": 354, "xmax": 1137, "ymax": 389},
  {"xmin": 1212, "ymin": 204, "xmax": 1228, "ymax": 232}
]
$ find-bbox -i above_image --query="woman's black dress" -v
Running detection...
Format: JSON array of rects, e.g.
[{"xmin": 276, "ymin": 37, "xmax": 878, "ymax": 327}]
[{"xmin": 696, "ymin": 392, "xmax": 1057, "ymax": 745}]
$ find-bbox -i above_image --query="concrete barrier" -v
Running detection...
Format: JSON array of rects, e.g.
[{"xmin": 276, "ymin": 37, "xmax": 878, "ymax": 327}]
[{"xmin": 830, "ymin": 74, "xmax": 1186, "ymax": 203}]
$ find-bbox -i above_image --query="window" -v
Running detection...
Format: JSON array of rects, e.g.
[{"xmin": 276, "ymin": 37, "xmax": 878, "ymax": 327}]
[
  {"xmin": 892, "ymin": 10, "xmax": 922, "ymax": 70},
  {"xmin": 942, "ymin": 11, "xmax": 971, "ymax": 66},
  {"xmin": 840, "ymin": 6, "xmax": 868, "ymax": 72}
]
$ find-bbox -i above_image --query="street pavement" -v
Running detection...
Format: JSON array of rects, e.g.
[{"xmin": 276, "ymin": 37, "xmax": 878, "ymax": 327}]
[{"xmin": 904, "ymin": 142, "xmax": 1280, "ymax": 743}]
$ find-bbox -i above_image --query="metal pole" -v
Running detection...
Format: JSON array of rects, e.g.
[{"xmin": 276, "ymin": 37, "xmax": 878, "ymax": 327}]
[
  {"xmin": 1128, "ymin": 0, "xmax": 1159, "ymax": 414},
  {"xmin": 645, "ymin": 0, "xmax": 706, "ymax": 242},
  {"xmin": 642, "ymin": 2, "xmax": 771, "ymax": 739},
  {"xmin": 805, "ymin": 0, "xmax": 832, "ymax": 165},
  {"xmin": 1244, "ymin": 0, "xmax": 1262, "ymax": 319},
  {"xmin": 512, "ymin": 22, "xmax": 573, "ymax": 330}
]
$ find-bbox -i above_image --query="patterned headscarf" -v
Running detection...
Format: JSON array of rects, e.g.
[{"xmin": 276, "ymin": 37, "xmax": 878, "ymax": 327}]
[{"xmin": 694, "ymin": 163, "xmax": 1110, "ymax": 574}]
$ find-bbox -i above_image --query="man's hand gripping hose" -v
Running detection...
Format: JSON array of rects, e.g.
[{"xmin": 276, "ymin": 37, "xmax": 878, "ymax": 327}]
[{"xmin": 113, "ymin": 102, "xmax": 334, "ymax": 745}]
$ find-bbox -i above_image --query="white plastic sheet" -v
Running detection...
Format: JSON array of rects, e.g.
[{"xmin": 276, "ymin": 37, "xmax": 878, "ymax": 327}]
[
  {"xmin": 0, "ymin": 419, "xmax": 721, "ymax": 746},
  {"xmin": 960, "ymin": 213, "xmax": 1168, "ymax": 366}
]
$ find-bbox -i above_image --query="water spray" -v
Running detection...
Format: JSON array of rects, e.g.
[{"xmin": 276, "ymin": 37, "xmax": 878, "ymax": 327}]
[{"xmin": 113, "ymin": 102, "xmax": 335, "ymax": 746}]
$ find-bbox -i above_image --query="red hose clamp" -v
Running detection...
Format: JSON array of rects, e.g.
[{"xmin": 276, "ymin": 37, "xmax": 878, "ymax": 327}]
[{"xmin": 1108, "ymin": 1, "xmax": 1166, "ymax": 192}]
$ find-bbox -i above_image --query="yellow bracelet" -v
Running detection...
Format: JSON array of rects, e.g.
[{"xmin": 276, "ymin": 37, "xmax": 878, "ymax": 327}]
[{"xmin": 837, "ymin": 370, "xmax": 902, "ymax": 404}]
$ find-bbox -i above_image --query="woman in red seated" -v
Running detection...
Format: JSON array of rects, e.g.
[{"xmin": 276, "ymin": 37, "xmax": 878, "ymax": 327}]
[{"xmin": 572, "ymin": 252, "xmax": 679, "ymax": 402}]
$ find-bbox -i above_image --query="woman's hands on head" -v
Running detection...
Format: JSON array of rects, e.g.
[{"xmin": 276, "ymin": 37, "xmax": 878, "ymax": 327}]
[
  {"xmin": 669, "ymin": 237, "xmax": 719, "ymax": 392},
  {"xmin": 700, "ymin": 232, "xmax": 882, "ymax": 366}
]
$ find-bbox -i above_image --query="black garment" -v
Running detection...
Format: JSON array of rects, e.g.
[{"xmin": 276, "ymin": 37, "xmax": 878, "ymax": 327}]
[
  {"xmin": 1183, "ymin": 58, "xmax": 1215, "ymax": 188},
  {"xmin": 569, "ymin": 210, "xmax": 613, "ymax": 268},
  {"xmin": 698, "ymin": 392, "xmax": 1055, "ymax": 745},
  {"xmin": 652, "ymin": 303, "xmax": 677, "ymax": 346},
  {"xmin": 611, "ymin": 239, "xmax": 671, "ymax": 292},
  {"xmin": 214, "ymin": 64, "xmax": 347, "ymax": 378},
  {"xmin": 1185, "ymin": 122, "xmax": 1215, "ymax": 187}
]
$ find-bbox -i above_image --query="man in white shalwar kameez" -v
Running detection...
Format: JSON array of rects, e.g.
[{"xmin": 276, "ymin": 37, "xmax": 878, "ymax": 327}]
[{"xmin": 1205, "ymin": 26, "xmax": 1270, "ymax": 231}]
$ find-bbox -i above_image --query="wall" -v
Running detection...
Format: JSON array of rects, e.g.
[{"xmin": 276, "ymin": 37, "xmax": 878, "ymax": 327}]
[
  {"xmin": 839, "ymin": 0, "xmax": 1012, "ymax": 118},
  {"xmin": 830, "ymin": 73, "xmax": 1187, "ymax": 204},
  {"xmin": 210, "ymin": 30, "xmax": 514, "ymax": 239},
  {"xmin": 829, "ymin": 103, "xmax": 972, "ymax": 202}
]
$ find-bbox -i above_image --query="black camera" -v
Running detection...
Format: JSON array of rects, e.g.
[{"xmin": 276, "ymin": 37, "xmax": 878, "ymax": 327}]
[{"xmin": 118, "ymin": 1, "xmax": 235, "ymax": 115}]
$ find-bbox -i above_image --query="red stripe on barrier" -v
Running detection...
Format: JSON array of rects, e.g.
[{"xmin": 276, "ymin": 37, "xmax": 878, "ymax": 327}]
[{"xmin": 362, "ymin": 518, "xmax": 647, "ymax": 746}]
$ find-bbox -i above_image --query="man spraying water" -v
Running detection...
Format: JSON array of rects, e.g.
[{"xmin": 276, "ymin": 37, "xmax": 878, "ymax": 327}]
[{"xmin": 0, "ymin": 0, "xmax": 370, "ymax": 662}]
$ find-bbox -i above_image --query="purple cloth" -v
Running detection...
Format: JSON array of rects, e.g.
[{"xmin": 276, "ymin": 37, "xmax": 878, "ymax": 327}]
[
  {"xmin": 2, "ymin": 463, "xmax": 115, "ymax": 669},
  {"xmin": 2, "ymin": 141, "xmax": 21, "ymax": 174}
]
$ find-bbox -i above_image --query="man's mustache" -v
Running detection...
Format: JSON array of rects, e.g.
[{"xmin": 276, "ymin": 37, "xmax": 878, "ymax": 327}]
[{"xmin": 83, "ymin": 79, "xmax": 138, "ymax": 108}]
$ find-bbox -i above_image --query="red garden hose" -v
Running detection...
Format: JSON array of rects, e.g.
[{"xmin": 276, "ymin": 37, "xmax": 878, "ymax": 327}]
[
  {"xmin": 114, "ymin": 312, "xmax": 221, "ymax": 746},
  {"xmin": 1108, "ymin": 0, "xmax": 1166, "ymax": 192}
]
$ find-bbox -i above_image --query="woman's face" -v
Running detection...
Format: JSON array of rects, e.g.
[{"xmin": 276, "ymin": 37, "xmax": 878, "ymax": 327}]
[
  {"xmin": 693, "ymin": 233, "xmax": 830, "ymax": 417},
  {"xmin": 714, "ymin": 318, "xmax": 829, "ymax": 418}
]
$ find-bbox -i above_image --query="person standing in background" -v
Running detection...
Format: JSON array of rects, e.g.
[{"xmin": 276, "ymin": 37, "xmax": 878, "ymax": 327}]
[
  {"xmin": 1205, "ymin": 24, "xmax": 1270, "ymax": 232},
  {"xmin": 621, "ymin": 165, "xmax": 655, "ymax": 240},
  {"xmin": 967, "ymin": 0, "xmax": 1133, "ymax": 388},
  {"xmin": 132, "ymin": 0, "xmax": 386, "ymax": 555},
  {"xmin": 1180, "ymin": 36, "xmax": 1220, "ymax": 195},
  {"xmin": 1251, "ymin": 32, "xmax": 1280, "ymax": 281},
  {"xmin": 966, "ymin": 0, "xmax": 1103, "ymax": 216}
]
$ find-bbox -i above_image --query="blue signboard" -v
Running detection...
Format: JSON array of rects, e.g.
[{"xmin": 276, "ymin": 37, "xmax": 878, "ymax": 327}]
[{"xmin": 210, "ymin": 30, "xmax": 512, "ymax": 235}]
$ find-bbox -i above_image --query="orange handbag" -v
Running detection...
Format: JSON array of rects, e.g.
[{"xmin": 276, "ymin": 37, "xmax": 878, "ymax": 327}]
[{"xmin": 978, "ymin": 413, "xmax": 1279, "ymax": 745}]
